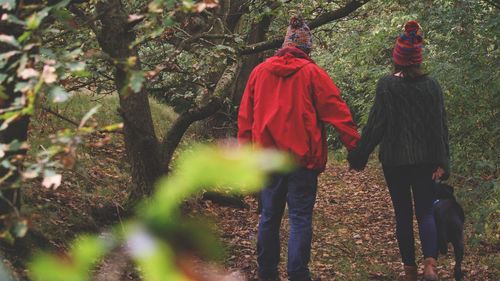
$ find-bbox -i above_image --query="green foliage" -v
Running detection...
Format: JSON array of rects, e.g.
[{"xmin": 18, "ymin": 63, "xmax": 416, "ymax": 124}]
[
  {"xmin": 0, "ymin": 0, "xmax": 16, "ymax": 11},
  {"xmin": 1, "ymin": 0, "xmax": 496, "ymax": 277},
  {"xmin": 48, "ymin": 86, "xmax": 71, "ymax": 103},
  {"xmin": 29, "ymin": 144, "xmax": 293, "ymax": 281},
  {"xmin": 457, "ymin": 179, "xmax": 500, "ymax": 246},
  {"xmin": 1, "ymin": 0, "xmax": 219, "ymax": 239},
  {"xmin": 38, "ymin": 93, "xmax": 178, "ymax": 140},
  {"xmin": 314, "ymin": 0, "xmax": 499, "ymax": 245},
  {"xmin": 129, "ymin": 70, "xmax": 146, "ymax": 94},
  {"xmin": 30, "ymin": 235, "xmax": 109, "ymax": 281},
  {"xmin": 142, "ymin": 145, "xmax": 293, "ymax": 222},
  {"xmin": 0, "ymin": 0, "xmax": 98, "ymax": 239}
]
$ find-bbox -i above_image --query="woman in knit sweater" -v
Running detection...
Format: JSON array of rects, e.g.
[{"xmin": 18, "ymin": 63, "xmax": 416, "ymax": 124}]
[{"xmin": 348, "ymin": 21, "xmax": 449, "ymax": 281}]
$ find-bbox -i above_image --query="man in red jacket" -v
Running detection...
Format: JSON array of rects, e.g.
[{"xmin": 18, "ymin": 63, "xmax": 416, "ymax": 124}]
[{"xmin": 238, "ymin": 16, "xmax": 360, "ymax": 281}]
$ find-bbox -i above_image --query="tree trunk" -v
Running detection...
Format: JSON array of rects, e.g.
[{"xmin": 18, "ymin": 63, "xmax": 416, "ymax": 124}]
[
  {"xmin": 96, "ymin": 0, "xmax": 163, "ymax": 206},
  {"xmin": 232, "ymin": 14, "xmax": 274, "ymax": 105},
  {"xmin": 224, "ymin": 0, "xmax": 250, "ymax": 33}
]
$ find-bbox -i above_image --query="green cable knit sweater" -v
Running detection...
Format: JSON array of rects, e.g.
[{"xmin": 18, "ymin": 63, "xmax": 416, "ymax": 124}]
[{"xmin": 348, "ymin": 74, "xmax": 450, "ymax": 179}]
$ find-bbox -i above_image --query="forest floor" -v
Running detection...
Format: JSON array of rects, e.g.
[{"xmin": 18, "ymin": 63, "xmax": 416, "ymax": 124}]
[
  {"xmin": 2, "ymin": 152, "xmax": 499, "ymax": 281},
  {"xmin": 1, "ymin": 117, "xmax": 498, "ymax": 280},
  {"xmin": 204, "ymin": 162, "xmax": 500, "ymax": 281}
]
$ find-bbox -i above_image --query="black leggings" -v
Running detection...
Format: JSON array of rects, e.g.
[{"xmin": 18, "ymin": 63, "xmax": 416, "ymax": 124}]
[{"xmin": 383, "ymin": 164, "xmax": 438, "ymax": 266}]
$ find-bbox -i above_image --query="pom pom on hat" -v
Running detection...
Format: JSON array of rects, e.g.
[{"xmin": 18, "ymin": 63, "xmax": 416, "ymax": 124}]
[
  {"xmin": 404, "ymin": 20, "xmax": 421, "ymax": 34},
  {"xmin": 289, "ymin": 16, "xmax": 304, "ymax": 28},
  {"xmin": 393, "ymin": 20, "xmax": 424, "ymax": 66}
]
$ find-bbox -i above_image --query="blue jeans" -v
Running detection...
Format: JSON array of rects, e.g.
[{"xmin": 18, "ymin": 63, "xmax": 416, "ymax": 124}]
[
  {"xmin": 383, "ymin": 164, "xmax": 439, "ymax": 266},
  {"xmin": 257, "ymin": 168, "xmax": 318, "ymax": 281}
]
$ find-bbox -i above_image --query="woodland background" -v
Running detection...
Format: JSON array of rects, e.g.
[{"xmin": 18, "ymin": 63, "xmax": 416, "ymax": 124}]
[{"xmin": 0, "ymin": 0, "xmax": 498, "ymax": 280}]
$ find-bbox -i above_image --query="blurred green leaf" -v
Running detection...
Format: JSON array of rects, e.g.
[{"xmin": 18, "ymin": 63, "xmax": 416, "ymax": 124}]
[
  {"xmin": 127, "ymin": 225, "xmax": 190, "ymax": 281},
  {"xmin": 102, "ymin": 123, "xmax": 124, "ymax": 132},
  {"xmin": 67, "ymin": 61, "xmax": 85, "ymax": 72},
  {"xmin": 0, "ymin": 0, "xmax": 15, "ymax": 11},
  {"xmin": 17, "ymin": 31, "xmax": 32, "ymax": 43},
  {"xmin": 12, "ymin": 219, "xmax": 28, "ymax": 238},
  {"xmin": 26, "ymin": 7, "xmax": 51, "ymax": 30},
  {"xmin": 50, "ymin": 0, "xmax": 70, "ymax": 9},
  {"xmin": 79, "ymin": 105, "xmax": 101, "ymax": 128},
  {"xmin": 143, "ymin": 144, "xmax": 293, "ymax": 222},
  {"xmin": 29, "ymin": 144, "xmax": 293, "ymax": 280},
  {"xmin": 48, "ymin": 86, "xmax": 70, "ymax": 103},
  {"xmin": 0, "ymin": 85, "xmax": 7, "ymax": 100},
  {"xmin": 0, "ymin": 262, "xmax": 15, "ymax": 281},
  {"xmin": 30, "ymin": 235, "xmax": 108, "ymax": 281},
  {"xmin": 129, "ymin": 71, "xmax": 145, "ymax": 93},
  {"xmin": 0, "ymin": 34, "xmax": 20, "ymax": 48}
]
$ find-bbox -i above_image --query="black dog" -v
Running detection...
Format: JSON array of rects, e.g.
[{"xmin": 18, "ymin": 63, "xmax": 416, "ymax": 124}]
[{"xmin": 433, "ymin": 182, "xmax": 465, "ymax": 281}]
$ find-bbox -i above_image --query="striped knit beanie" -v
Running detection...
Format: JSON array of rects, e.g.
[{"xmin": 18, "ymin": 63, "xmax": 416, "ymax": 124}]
[
  {"xmin": 282, "ymin": 16, "xmax": 312, "ymax": 53},
  {"xmin": 393, "ymin": 21, "xmax": 423, "ymax": 66}
]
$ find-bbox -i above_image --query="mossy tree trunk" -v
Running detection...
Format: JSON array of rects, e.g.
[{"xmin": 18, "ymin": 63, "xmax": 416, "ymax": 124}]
[{"xmin": 96, "ymin": 0, "xmax": 163, "ymax": 206}]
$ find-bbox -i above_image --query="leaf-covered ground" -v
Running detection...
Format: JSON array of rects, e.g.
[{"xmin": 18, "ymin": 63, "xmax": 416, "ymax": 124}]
[
  {"xmin": 2, "ymin": 123, "xmax": 498, "ymax": 280},
  {"xmin": 203, "ymin": 162, "xmax": 499, "ymax": 281}
]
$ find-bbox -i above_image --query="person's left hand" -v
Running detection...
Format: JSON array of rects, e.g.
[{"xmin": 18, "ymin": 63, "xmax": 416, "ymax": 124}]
[
  {"xmin": 347, "ymin": 150, "xmax": 364, "ymax": 171},
  {"xmin": 432, "ymin": 166, "xmax": 445, "ymax": 181}
]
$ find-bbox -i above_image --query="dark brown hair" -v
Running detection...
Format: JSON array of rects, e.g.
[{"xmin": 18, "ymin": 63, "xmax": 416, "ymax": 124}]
[{"xmin": 393, "ymin": 64, "xmax": 427, "ymax": 79}]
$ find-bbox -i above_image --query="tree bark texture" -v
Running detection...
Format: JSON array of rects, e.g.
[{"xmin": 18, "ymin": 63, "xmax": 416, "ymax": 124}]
[
  {"xmin": 232, "ymin": 13, "xmax": 274, "ymax": 105},
  {"xmin": 223, "ymin": 0, "xmax": 250, "ymax": 33},
  {"xmin": 96, "ymin": 0, "xmax": 163, "ymax": 204}
]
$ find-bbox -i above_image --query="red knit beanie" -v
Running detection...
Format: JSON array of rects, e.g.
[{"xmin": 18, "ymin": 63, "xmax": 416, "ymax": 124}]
[{"xmin": 393, "ymin": 21, "xmax": 423, "ymax": 66}]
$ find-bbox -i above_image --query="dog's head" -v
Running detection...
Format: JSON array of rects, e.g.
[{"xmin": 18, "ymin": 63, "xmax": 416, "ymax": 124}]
[{"xmin": 434, "ymin": 182, "xmax": 455, "ymax": 200}]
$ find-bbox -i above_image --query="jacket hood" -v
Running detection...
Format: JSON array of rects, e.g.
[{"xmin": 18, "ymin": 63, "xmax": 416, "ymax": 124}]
[{"xmin": 265, "ymin": 47, "xmax": 314, "ymax": 77}]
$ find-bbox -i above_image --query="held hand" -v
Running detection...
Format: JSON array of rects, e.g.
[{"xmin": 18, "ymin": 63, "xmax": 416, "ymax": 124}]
[
  {"xmin": 347, "ymin": 150, "xmax": 365, "ymax": 171},
  {"xmin": 432, "ymin": 167, "xmax": 445, "ymax": 181}
]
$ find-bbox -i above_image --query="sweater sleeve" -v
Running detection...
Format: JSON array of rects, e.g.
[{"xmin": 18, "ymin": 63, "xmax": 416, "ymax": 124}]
[
  {"xmin": 348, "ymin": 78, "xmax": 387, "ymax": 170},
  {"xmin": 237, "ymin": 69, "xmax": 256, "ymax": 145},
  {"xmin": 311, "ymin": 68, "xmax": 360, "ymax": 151}
]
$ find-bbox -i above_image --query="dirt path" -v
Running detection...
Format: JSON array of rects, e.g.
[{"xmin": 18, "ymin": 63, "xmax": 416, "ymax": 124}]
[{"xmin": 208, "ymin": 162, "xmax": 495, "ymax": 281}]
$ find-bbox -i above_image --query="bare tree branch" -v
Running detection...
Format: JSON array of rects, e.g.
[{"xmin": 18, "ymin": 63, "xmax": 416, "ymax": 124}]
[
  {"xmin": 161, "ymin": 98, "xmax": 222, "ymax": 172},
  {"xmin": 42, "ymin": 105, "xmax": 80, "ymax": 127}
]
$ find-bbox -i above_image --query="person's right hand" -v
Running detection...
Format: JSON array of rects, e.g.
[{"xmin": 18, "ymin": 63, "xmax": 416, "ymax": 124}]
[{"xmin": 347, "ymin": 150, "xmax": 364, "ymax": 171}]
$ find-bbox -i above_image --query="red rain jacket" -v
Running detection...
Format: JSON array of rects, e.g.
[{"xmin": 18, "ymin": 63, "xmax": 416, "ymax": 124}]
[{"xmin": 237, "ymin": 47, "xmax": 360, "ymax": 171}]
